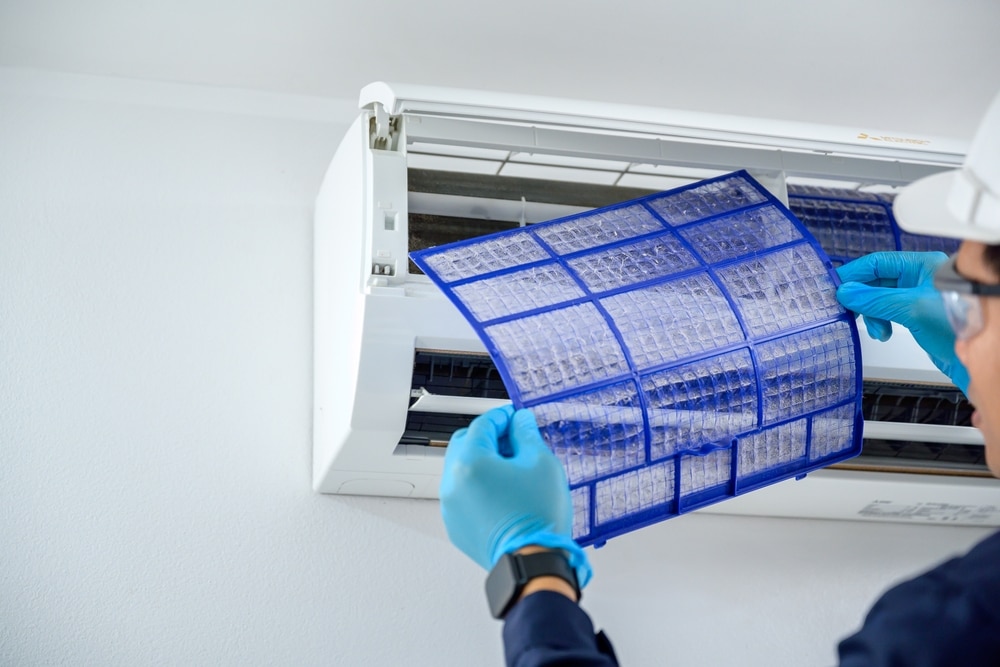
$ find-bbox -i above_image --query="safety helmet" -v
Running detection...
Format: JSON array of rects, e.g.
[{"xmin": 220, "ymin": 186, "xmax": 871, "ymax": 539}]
[{"xmin": 894, "ymin": 91, "xmax": 1000, "ymax": 243}]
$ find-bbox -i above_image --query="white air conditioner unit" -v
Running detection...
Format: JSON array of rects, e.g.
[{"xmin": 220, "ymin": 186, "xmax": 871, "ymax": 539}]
[{"xmin": 314, "ymin": 82, "xmax": 1000, "ymax": 528}]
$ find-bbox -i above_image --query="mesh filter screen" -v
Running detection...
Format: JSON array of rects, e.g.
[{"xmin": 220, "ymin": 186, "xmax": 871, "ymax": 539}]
[{"xmin": 411, "ymin": 171, "xmax": 863, "ymax": 546}]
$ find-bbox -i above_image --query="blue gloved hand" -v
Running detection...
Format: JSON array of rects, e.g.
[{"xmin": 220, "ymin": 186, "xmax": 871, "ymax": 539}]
[
  {"xmin": 440, "ymin": 405, "xmax": 592, "ymax": 588},
  {"xmin": 836, "ymin": 251, "xmax": 969, "ymax": 393}
]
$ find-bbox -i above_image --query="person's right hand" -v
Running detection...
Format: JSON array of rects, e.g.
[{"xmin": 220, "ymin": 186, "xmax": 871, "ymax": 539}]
[
  {"xmin": 439, "ymin": 405, "xmax": 592, "ymax": 588},
  {"xmin": 835, "ymin": 251, "xmax": 969, "ymax": 393}
]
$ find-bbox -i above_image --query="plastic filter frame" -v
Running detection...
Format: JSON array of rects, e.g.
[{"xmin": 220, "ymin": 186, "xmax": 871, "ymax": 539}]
[{"xmin": 411, "ymin": 171, "xmax": 864, "ymax": 547}]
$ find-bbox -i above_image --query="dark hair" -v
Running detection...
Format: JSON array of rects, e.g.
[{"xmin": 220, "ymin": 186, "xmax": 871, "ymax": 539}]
[{"xmin": 986, "ymin": 244, "xmax": 1000, "ymax": 279}]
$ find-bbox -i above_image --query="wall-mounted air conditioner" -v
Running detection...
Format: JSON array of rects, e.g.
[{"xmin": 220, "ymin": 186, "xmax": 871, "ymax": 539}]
[{"xmin": 314, "ymin": 82, "xmax": 1000, "ymax": 529}]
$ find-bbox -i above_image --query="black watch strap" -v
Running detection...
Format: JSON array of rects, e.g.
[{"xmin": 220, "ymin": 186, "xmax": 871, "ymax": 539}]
[{"xmin": 485, "ymin": 550, "xmax": 580, "ymax": 620}]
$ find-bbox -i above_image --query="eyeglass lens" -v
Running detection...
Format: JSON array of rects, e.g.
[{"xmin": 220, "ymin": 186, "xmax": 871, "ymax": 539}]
[{"xmin": 940, "ymin": 291, "xmax": 984, "ymax": 341}]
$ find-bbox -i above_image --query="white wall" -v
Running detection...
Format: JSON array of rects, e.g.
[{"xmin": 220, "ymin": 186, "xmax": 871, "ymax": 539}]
[
  {"xmin": 4, "ymin": 0, "xmax": 1000, "ymax": 138},
  {"xmin": 1, "ymin": 68, "xmax": 994, "ymax": 667}
]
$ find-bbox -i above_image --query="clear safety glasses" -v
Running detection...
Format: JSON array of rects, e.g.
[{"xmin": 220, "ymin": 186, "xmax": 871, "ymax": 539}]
[{"xmin": 933, "ymin": 254, "xmax": 1000, "ymax": 341}]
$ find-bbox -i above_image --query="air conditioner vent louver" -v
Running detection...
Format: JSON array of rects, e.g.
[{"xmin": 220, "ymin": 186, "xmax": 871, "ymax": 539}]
[
  {"xmin": 844, "ymin": 380, "xmax": 988, "ymax": 476},
  {"xmin": 410, "ymin": 351, "xmax": 508, "ymax": 401},
  {"xmin": 857, "ymin": 439, "xmax": 986, "ymax": 471},
  {"xmin": 862, "ymin": 381, "xmax": 972, "ymax": 427},
  {"xmin": 402, "ymin": 351, "xmax": 509, "ymax": 447},
  {"xmin": 403, "ymin": 353, "xmax": 987, "ymax": 475},
  {"xmin": 399, "ymin": 413, "xmax": 473, "ymax": 447}
]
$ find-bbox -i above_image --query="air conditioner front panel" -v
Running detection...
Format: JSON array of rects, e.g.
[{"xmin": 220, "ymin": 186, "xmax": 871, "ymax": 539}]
[
  {"xmin": 314, "ymin": 113, "xmax": 367, "ymax": 490},
  {"xmin": 360, "ymin": 81, "xmax": 968, "ymax": 168},
  {"xmin": 700, "ymin": 469, "xmax": 1000, "ymax": 526}
]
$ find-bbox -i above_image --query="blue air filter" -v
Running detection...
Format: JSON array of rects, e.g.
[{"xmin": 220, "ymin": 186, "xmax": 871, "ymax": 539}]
[
  {"xmin": 411, "ymin": 171, "xmax": 863, "ymax": 547},
  {"xmin": 786, "ymin": 184, "xmax": 960, "ymax": 266}
]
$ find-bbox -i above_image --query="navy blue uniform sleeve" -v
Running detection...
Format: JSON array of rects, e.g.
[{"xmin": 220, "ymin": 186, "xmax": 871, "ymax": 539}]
[
  {"xmin": 838, "ymin": 531, "xmax": 1000, "ymax": 666},
  {"xmin": 503, "ymin": 591, "xmax": 618, "ymax": 667}
]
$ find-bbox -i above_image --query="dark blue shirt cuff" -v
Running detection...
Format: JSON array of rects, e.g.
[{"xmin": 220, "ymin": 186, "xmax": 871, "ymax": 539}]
[{"xmin": 503, "ymin": 591, "xmax": 618, "ymax": 667}]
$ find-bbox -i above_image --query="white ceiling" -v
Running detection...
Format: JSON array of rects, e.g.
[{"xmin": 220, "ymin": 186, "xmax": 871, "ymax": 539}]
[{"xmin": 2, "ymin": 0, "xmax": 999, "ymax": 139}]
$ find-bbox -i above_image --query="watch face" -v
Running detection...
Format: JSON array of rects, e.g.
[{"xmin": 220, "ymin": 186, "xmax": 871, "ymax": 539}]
[{"xmin": 485, "ymin": 553, "xmax": 520, "ymax": 619}]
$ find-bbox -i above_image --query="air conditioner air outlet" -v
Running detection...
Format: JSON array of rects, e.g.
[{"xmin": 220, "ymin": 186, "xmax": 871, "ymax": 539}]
[{"xmin": 403, "ymin": 350, "xmax": 986, "ymax": 475}]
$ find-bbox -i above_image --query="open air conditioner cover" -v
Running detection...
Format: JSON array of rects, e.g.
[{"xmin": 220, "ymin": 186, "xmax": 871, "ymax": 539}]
[{"xmin": 314, "ymin": 82, "xmax": 1000, "ymax": 533}]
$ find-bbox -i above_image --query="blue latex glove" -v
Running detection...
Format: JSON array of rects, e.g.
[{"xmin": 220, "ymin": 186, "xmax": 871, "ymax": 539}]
[
  {"xmin": 836, "ymin": 251, "xmax": 969, "ymax": 393},
  {"xmin": 440, "ymin": 405, "xmax": 592, "ymax": 588}
]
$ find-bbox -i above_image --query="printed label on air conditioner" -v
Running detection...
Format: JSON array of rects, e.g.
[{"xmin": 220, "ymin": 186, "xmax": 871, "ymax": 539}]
[{"xmin": 859, "ymin": 500, "xmax": 1000, "ymax": 524}]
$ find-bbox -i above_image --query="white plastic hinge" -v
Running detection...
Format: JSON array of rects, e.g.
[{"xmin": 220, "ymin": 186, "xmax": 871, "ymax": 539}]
[
  {"xmin": 371, "ymin": 262, "xmax": 395, "ymax": 276},
  {"xmin": 370, "ymin": 103, "xmax": 401, "ymax": 151}
]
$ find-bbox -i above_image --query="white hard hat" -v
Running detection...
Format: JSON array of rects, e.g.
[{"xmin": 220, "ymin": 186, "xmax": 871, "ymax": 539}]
[{"xmin": 894, "ymin": 91, "xmax": 1000, "ymax": 243}]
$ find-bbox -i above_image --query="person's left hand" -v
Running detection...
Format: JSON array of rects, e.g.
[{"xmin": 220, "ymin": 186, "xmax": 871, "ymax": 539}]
[
  {"xmin": 836, "ymin": 251, "xmax": 969, "ymax": 393},
  {"xmin": 440, "ymin": 405, "xmax": 592, "ymax": 588}
]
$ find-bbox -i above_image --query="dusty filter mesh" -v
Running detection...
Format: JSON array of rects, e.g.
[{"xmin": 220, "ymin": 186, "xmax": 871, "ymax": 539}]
[
  {"xmin": 411, "ymin": 171, "xmax": 863, "ymax": 547},
  {"xmin": 785, "ymin": 184, "xmax": 960, "ymax": 267}
]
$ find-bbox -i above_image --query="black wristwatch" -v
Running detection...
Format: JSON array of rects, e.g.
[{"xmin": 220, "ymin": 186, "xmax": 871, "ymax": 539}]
[{"xmin": 485, "ymin": 550, "xmax": 580, "ymax": 620}]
